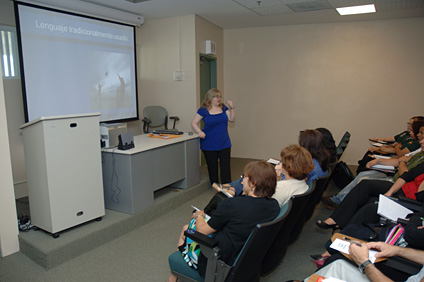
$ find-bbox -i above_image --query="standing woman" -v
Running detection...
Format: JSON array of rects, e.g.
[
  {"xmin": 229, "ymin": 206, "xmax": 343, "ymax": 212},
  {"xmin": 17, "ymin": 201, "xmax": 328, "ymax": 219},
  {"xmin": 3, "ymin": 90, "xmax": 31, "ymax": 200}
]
[{"xmin": 192, "ymin": 88, "xmax": 236, "ymax": 185}]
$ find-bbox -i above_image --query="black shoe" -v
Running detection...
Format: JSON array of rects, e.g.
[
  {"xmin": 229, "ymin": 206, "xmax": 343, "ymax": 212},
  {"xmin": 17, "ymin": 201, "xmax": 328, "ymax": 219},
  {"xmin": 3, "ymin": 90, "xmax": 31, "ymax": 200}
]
[
  {"xmin": 310, "ymin": 254, "xmax": 322, "ymax": 260},
  {"xmin": 316, "ymin": 220, "xmax": 339, "ymax": 231}
]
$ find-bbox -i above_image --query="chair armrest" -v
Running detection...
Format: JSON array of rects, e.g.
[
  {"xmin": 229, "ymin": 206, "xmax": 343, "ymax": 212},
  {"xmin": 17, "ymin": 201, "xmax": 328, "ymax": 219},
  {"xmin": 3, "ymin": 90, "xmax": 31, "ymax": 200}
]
[
  {"xmin": 184, "ymin": 230, "xmax": 230, "ymax": 282},
  {"xmin": 169, "ymin": 116, "xmax": 180, "ymax": 129},
  {"xmin": 385, "ymin": 256, "xmax": 423, "ymax": 276},
  {"xmin": 184, "ymin": 229, "xmax": 218, "ymax": 249},
  {"xmin": 397, "ymin": 196, "xmax": 423, "ymax": 212},
  {"xmin": 142, "ymin": 118, "xmax": 151, "ymax": 133}
]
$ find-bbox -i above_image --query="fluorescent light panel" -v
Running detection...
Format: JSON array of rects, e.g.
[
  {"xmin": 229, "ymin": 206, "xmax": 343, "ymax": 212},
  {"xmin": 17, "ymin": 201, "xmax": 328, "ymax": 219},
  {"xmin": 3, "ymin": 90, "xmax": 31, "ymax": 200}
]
[{"xmin": 336, "ymin": 4, "xmax": 376, "ymax": 15}]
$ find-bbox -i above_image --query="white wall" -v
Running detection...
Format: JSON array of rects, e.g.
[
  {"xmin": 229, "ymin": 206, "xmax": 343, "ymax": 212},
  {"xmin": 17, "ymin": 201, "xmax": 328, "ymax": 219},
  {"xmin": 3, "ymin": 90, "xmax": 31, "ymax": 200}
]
[
  {"xmin": 194, "ymin": 15, "xmax": 224, "ymax": 102},
  {"xmin": 224, "ymin": 18, "xmax": 424, "ymax": 164},
  {"xmin": 130, "ymin": 15, "xmax": 224, "ymax": 133},
  {"xmin": 130, "ymin": 15, "xmax": 198, "ymax": 134}
]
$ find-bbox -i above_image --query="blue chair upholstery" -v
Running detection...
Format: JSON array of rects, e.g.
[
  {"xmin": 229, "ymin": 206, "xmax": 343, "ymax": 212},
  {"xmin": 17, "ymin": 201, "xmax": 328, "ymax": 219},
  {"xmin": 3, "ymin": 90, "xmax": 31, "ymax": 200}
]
[{"xmin": 168, "ymin": 251, "xmax": 204, "ymax": 282}]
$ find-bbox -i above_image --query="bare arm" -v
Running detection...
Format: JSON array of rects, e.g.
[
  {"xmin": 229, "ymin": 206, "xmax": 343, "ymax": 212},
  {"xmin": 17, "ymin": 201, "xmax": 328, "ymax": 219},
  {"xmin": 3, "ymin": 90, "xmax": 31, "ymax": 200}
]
[
  {"xmin": 374, "ymin": 137, "xmax": 396, "ymax": 143},
  {"xmin": 349, "ymin": 243, "xmax": 393, "ymax": 282},
  {"xmin": 384, "ymin": 177, "xmax": 406, "ymax": 197},
  {"xmin": 397, "ymin": 161, "xmax": 409, "ymax": 177},
  {"xmin": 395, "ymin": 143, "xmax": 411, "ymax": 157},
  {"xmin": 225, "ymin": 100, "xmax": 236, "ymax": 122},
  {"xmin": 366, "ymin": 158, "xmax": 400, "ymax": 169},
  {"xmin": 368, "ymin": 242, "xmax": 424, "ymax": 265},
  {"xmin": 192, "ymin": 211, "xmax": 216, "ymax": 236},
  {"xmin": 191, "ymin": 113, "xmax": 206, "ymax": 138}
]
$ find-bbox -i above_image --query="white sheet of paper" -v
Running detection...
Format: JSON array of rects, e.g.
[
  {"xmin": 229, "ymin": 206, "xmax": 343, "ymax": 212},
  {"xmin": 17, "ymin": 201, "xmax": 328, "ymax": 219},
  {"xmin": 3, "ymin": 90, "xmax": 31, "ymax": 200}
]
[
  {"xmin": 372, "ymin": 164, "xmax": 395, "ymax": 170},
  {"xmin": 373, "ymin": 155, "xmax": 391, "ymax": 159},
  {"xmin": 330, "ymin": 239, "xmax": 378, "ymax": 263},
  {"xmin": 323, "ymin": 278, "xmax": 347, "ymax": 282},
  {"xmin": 267, "ymin": 158, "xmax": 280, "ymax": 165},
  {"xmin": 370, "ymin": 142, "xmax": 383, "ymax": 147},
  {"xmin": 377, "ymin": 194, "xmax": 413, "ymax": 222}
]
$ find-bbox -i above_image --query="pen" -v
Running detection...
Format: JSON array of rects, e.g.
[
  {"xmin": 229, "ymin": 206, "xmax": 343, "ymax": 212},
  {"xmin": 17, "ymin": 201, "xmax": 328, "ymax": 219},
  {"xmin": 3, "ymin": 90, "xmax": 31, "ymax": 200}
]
[{"xmin": 343, "ymin": 237, "xmax": 362, "ymax": 247}]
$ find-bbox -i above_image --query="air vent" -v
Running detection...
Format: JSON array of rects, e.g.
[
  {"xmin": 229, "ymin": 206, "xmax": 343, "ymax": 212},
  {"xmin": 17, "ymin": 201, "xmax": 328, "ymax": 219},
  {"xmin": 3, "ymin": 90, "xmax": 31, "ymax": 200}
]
[{"xmin": 287, "ymin": 0, "xmax": 332, "ymax": 13}]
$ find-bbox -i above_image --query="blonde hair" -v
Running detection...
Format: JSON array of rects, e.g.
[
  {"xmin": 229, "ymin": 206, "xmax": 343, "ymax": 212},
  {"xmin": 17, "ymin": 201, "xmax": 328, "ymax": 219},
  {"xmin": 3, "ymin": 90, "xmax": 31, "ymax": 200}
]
[{"xmin": 200, "ymin": 88, "xmax": 223, "ymax": 110}]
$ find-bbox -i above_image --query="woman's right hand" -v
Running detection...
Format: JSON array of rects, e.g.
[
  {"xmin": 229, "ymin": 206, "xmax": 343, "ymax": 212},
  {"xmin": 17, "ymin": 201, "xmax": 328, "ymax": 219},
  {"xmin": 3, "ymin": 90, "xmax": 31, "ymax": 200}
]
[{"xmin": 198, "ymin": 131, "xmax": 206, "ymax": 138}]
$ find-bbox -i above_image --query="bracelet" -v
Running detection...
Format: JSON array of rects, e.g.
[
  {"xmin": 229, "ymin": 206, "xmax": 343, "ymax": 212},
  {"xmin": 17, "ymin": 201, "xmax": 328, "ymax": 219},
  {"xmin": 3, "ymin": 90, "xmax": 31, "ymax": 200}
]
[{"xmin": 230, "ymin": 107, "xmax": 235, "ymax": 110}]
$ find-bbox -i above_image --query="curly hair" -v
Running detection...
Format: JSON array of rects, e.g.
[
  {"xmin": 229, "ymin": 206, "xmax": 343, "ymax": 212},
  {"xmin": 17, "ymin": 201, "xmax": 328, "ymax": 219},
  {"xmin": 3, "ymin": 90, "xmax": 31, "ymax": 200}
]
[
  {"xmin": 280, "ymin": 144, "xmax": 314, "ymax": 180},
  {"xmin": 244, "ymin": 161, "xmax": 276, "ymax": 198}
]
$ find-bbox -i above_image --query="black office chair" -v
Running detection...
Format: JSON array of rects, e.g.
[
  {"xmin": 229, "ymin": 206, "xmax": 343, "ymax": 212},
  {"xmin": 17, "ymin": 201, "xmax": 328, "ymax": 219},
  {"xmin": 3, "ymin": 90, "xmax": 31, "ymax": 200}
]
[
  {"xmin": 301, "ymin": 167, "xmax": 334, "ymax": 225},
  {"xmin": 261, "ymin": 186, "xmax": 314, "ymax": 276},
  {"xmin": 168, "ymin": 202, "xmax": 291, "ymax": 282},
  {"xmin": 336, "ymin": 131, "xmax": 351, "ymax": 160},
  {"xmin": 287, "ymin": 180, "xmax": 318, "ymax": 244},
  {"xmin": 142, "ymin": 105, "xmax": 179, "ymax": 133}
]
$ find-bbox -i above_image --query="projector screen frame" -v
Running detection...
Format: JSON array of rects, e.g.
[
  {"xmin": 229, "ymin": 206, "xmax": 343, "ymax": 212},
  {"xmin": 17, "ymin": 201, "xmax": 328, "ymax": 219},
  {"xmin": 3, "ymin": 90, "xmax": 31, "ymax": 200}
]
[{"xmin": 14, "ymin": 1, "xmax": 140, "ymax": 124}]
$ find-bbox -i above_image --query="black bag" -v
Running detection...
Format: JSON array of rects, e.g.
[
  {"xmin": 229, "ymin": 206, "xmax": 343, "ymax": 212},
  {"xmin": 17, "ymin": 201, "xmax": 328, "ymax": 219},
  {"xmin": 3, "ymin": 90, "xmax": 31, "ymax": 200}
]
[
  {"xmin": 331, "ymin": 161, "xmax": 355, "ymax": 189},
  {"xmin": 203, "ymin": 192, "xmax": 228, "ymax": 216}
]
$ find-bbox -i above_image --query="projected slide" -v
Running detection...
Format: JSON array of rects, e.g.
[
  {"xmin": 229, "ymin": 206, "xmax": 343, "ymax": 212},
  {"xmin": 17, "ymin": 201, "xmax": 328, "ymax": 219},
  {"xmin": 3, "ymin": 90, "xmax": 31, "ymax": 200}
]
[{"xmin": 16, "ymin": 3, "xmax": 138, "ymax": 122}]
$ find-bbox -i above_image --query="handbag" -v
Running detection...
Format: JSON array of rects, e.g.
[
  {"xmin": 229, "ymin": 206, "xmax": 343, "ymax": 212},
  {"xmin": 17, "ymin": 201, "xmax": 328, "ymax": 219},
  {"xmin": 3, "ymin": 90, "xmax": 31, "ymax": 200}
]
[
  {"xmin": 385, "ymin": 223, "xmax": 407, "ymax": 247},
  {"xmin": 181, "ymin": 217, "xmax": 212, "ymax": 270},
  {"xmin": 332, "ymin": 161, "xmax": 355, "ymax": 189}
]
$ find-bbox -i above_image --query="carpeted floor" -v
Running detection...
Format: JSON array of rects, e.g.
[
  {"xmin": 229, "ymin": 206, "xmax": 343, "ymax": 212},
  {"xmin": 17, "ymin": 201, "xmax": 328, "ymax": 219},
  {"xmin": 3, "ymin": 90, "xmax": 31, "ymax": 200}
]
[{"xmin": 0, "ymin": 158, "xmax": 342, "ymax": 282}]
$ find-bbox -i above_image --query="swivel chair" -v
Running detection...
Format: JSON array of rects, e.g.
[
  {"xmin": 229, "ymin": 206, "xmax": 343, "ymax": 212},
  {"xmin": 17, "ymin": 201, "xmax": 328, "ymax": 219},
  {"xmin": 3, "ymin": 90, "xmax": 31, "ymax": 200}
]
[{"xmin": 142, "ymin": 106, "xmax": 179, "ymax": 133}]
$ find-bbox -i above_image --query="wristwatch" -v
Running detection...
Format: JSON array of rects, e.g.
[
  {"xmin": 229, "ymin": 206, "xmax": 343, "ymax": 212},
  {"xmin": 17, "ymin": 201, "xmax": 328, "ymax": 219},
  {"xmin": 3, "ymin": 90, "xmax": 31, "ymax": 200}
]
[{"xmin": 359, "ymin": 260, "xmax": 372, "ymax": 273}]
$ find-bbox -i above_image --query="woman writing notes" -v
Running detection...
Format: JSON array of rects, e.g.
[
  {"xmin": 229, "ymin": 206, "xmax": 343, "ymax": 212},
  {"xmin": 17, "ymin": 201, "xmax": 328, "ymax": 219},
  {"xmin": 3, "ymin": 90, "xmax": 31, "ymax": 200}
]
[{"xmin": 192, "ymin": 88, "xmax": 236, "ymax": 185}]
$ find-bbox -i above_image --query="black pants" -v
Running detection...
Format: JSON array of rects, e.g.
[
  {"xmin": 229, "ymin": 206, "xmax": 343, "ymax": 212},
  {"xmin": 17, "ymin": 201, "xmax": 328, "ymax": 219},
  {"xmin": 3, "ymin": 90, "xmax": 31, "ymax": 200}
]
[
  {"xmin": 330, "ymin": 180, "xmax": 399, "ymax": 228},
  {"xmin": 202, "ymin": 148, "xmax": 232, "ymax": 185}
]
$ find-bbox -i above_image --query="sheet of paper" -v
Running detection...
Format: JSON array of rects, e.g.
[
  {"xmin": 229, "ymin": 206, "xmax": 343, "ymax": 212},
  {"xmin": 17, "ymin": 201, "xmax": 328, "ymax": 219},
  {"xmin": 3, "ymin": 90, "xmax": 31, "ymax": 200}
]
[
  {"xmin": 373, "ymin": 155, "xmax": 391, "ymax": 159},
  {"xmin": 372, "ymin": 164, "xmax": 395, "ymax": 170},
  {"xmin": 377, "ymin": 194, "xmax": 413, "ymax": 222},
  {"xmin": 330, "ymin": 239, "xmax": 378, "ymax": 263},
  {"xmin": 370, "ymin": 142, "xmax": 383, "ymax": 147},
  {"xmin": 267, "ymin": 158, "xmax": 280, "ymax": 165}
]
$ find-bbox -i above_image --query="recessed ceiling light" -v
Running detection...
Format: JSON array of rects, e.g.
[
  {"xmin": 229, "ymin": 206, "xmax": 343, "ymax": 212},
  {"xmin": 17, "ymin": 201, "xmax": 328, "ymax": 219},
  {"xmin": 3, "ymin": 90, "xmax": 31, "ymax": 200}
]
[{"xmin": 336, "ymin": 4, "xmax": 376, "ymax": 16}]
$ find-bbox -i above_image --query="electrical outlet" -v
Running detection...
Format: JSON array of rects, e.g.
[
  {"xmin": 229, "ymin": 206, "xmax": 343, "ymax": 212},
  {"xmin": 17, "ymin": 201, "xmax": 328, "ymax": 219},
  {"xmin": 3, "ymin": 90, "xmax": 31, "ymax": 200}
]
[{"xmin": 174, "ymin": 71, "xmax": 184, "ymax": 81}]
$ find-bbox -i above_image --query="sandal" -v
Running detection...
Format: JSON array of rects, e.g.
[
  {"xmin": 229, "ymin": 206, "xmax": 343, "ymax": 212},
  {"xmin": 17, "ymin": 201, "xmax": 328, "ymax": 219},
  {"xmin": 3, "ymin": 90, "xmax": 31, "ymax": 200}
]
[
  {"xmin": 212, "ymin": 183, "xmax": 223, "ymax": 193},
  {"xmin": 313, "ymin": 255, "xmax": 330, "ymax": 269}
]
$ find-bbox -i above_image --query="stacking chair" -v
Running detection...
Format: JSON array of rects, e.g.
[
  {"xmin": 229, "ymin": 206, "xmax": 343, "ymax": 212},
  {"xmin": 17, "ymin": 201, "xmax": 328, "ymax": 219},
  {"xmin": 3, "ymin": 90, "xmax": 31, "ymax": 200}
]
[
  {"xmin": 168, "ymin": 202, "xmax": 291, "ymax": 282},
  {"xmin": 287, "ymin": 181, "xmax": 317, "ymax": 244},
  {"xmin": 142, "ymin": 105, "xmax": 179, "ymax": 133},
  {"xmin": 261, "ymin": 187, "xmax": 314, "ymax": 275},
  {"xmin": 301, "ymin": 166, "xmax": 334, "ymax": 225},
  {"xmin": 336, "ymin": 131, "xmax": 351, "ymax": 160}
]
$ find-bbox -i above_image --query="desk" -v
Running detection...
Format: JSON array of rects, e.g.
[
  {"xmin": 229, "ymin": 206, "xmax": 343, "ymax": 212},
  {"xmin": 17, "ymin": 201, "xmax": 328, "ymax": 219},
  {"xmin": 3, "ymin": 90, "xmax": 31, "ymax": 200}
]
[{"xmin": 101, "ymin": 133, "xmax": 200, "ymax": 214}]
